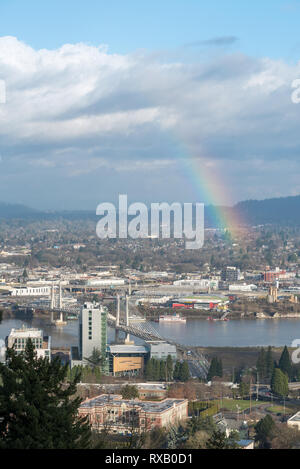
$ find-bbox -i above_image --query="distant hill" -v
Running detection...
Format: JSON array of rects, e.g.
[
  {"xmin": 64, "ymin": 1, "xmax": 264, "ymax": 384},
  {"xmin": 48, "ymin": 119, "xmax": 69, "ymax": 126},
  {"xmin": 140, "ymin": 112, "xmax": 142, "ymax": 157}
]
[
  {"xmin": 233, "ymin": 195, "xmax": 300, "ymax": 226},
  {"xmin": 0, "ymin": 202, "xmax": 41, "ymax": 219},
  {"xmin": 1, "ymin": 195, "xmax": 300, "ymax": 227}
]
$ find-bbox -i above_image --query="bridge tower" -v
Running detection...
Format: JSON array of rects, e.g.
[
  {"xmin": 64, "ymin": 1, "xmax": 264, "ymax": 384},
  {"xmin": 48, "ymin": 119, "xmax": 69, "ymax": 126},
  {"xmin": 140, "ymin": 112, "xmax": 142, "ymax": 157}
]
[
  {"xmin": 50, "ymin": 283, "xmax": 55, "ymax": 323},
  {"xmin": 59, "ymin": 282, "xmax": 64, "ymax": 322},
  {"xmin": 114, "ymin": 295, "xmax": 121, "ymax": 343},
  {"xmin": 124, "ymin": 295, "xmax": 133, "ymax": 344}
]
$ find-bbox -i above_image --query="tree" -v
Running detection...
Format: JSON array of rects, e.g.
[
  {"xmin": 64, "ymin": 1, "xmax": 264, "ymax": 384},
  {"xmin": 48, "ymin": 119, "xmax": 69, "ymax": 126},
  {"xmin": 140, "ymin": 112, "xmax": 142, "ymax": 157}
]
[
  {"xmin": 271, "ymin": 423, "xmax": 300, "ymax": 449},
  {"xmin": 255, "ymin": 415, "xmax": 276, "ymax": 449},
  {"xmin": 205, "ymin": 429, "xmax": 239, "ymax": 449},
  {"xmin": 22, "ymin": 268, "xmax": 28, "ymax": 280},
  {"xmin": 207, "ymin": 357, "xmax": 222, "ymax": 381},
  {"xmin": 179, "ymin": 362, "xmax": 190, "ymax": 382},
  {"xmin": 173, "ymin": 361, "xmax": 181, "ymax": 381},
  {"xmin": 166, "ymin": 355, "xmax": 173, "ymax": 381},
  {"xmin": 256, "ymin": 348, "xmax": 267, "ymax": 381},
  {"xmin": 266, "ymin": 346, "xmax": 274, "ymax": 381},
  {"xmin": 279, "ymin": 346, "xmax": 292, "ymax": 380},
  {"xmin": 121, "ymin": 385, "xmax": 139, "ymax": 400},
  {"xmin": 84, "ymin": 347, "xmax": 105, "ymax": 374},
  {"xmin": 271, "ymin": 368, "xmax": 289, "ymax": 397},
  {"xmin": 216, "ymin": 358, "xmax": 223, "ymax": 378},
  {"xmin": 207, "ymin": 357, "xmax": 217, "ymax": 381},
  {"xmin": 145, "ymin": 358, "xmax": 154, "ymax": 380},
  {"xmin": 238, "ymin": 380, "xmax": 250, "ymax": 399},
  {"xmin": 159, "ymin": 360, "xmax": 166, "ymax": 381},
  {"xmin": 0, "ymin": 339, "xmax": 91, "ymax": 449},
  {"xmin": 166, "ymin": 425, "xmax": 186, "ymax": 449}
]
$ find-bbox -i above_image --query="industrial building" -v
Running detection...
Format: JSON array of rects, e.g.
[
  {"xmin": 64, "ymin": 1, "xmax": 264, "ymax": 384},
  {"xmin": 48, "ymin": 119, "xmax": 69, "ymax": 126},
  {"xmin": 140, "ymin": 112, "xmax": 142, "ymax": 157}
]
[
  {"xmin": 78, "ymin": 394, "xmax": 188, "ymax": 434},
  {"xmin": 167, "ymin": 295, "xmax": 228, "ymax": 310},
  {"xmin": 7, "ymin": 326, "xmax": 51, "ymax": 360},
  {"xmin": 107, "ymin": 344, "xmax": 148, "ymax": 376},
  {"xmin": 221, "ymin": 266, "xmax": 241, "ymax": 282},
  {"xmin": 145, "ymin": 341, "xmax": 177, "ymax": 361},
  {"xmin": 10, "ymin": 285, "xmax": 51, "ymax": 297}
]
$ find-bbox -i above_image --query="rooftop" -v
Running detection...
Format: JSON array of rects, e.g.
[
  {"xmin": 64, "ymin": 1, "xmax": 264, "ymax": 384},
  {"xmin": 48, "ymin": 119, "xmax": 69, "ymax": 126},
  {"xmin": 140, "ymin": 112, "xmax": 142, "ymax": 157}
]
[
  {"xmin": 9, "ymin": 327, "xmax": 43, "ymax": 338},
  {"xmin": 108, "ymin": 345, "xmax": 148, "ymax": 355},
  {"xmin": 288, "ymin": 411, "xmax": 300, "ymax": 422},
  {"xmin": 80, "ymin": 394, "xmax": 187, "ymax": 413}
]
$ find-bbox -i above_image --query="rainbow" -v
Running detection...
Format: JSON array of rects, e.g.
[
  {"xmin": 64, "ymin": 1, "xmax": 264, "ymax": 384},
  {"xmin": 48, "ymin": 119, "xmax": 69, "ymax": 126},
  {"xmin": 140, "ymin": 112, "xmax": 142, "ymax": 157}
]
[{"xmin": 173, "ymin": 142, "xmax": 245, "ymax": 238}]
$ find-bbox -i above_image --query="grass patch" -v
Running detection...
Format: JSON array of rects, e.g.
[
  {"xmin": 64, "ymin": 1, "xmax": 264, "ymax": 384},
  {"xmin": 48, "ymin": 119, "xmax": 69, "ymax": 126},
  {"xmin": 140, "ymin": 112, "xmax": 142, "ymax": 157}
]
[
  {"xmin": 266, "ymin": 404, "xmax": 297, "ymax": 415},
  {"xmin": 218, "ymin": 398, "xmax": 267, "ymax": 412}
]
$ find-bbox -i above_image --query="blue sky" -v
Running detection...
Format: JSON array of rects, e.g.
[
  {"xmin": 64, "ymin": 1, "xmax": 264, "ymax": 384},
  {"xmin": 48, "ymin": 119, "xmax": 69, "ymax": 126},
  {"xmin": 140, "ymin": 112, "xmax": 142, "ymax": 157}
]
[
  {"xmin": 1, "ymin": 0, "xmax": 300, "ymax": 60},
  {"xmin": 1, "ymin": 1, "xmax": 300, "ymax": 210}
]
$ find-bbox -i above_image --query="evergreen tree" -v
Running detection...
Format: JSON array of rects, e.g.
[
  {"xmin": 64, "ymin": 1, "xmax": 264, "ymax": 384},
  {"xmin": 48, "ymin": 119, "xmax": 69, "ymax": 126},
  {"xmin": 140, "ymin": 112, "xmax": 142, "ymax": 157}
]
[
  {"xmin": 159, "ymin": 360, "xmax": 166, "ymax": 381},
  {"xmin": 145, "ymin": 358, "xmax": 154, "ymax": 381},
  {"xmin": 206, "ymin": 429, "xmax": 239, "ymax": 449},
  {"xmin": 266, "ymin": 346, "xmax": 274, "ymax": 380},
  {"xmin": 0, "ymin": 340, "xmax": 91, "ymax": 449},
  {"xmin": 121, "ymin": 385, "xmax": 139, "ymax": 400},
  {"xmin": 166, "ymin": 355, "xmax": 173, "ymax": 381},
  {"xmin": 255, "ymin": 415, "xmax": 276, "ymax": 449},
  {"xmin": 207, "ymin": 357, "xmax": 218, "ymax": 381},
  {"xmin": 166, "ymin": 425, "xmax": 185, "ymax": 449},
  {"xmin": 179, "ymin": 361, "xmax": 190, "ymax": 382},
  {"xmin": 173, "ymin": 361, "xmax": 181, "ymax": 381},
  {"xmin": 256, "ymin": 348, "xmax": 267, "ymax": 380},
  {"xmin": 238, "ymin": 380, "xmax": 250, "ymax": 399},
  {"xmin": 271, "ymin": 368, "xmax": 289, "ymax": 397},
  {"xmin": 153, "ymin": 359, "xmax": 160, "ymax": 381},
  {"xmin": 279, "ymin": 346, "xmax": 292, "ymax": 380},
  {"xmin": 84, "ymin": 347, "xmax": 105, "ymax": 373},
  {"xmin": 216, "ymin": 358, "xmax": 223, "ymax": 378}
]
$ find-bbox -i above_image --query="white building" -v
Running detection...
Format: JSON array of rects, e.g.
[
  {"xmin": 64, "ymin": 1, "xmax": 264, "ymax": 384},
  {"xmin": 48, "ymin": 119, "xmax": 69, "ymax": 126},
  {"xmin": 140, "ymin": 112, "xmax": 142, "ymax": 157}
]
[
  {"xmin": 72, "ymin": 302, "xmax": 108, "ymax": 371},
  {"xmin": 10, "ymin": 286, "xmax": 51, "ymax": 297},
  {"xmin": 86, "ymin": 278, "xmax": 125, "ymax": 287},
  {"xmin": 7, "ymin": 327, "xmax": 51, "ymax": 360},
  {"xmin": 173, "ymin": 279, "xmax": 219, "ymax": 290},
  {"xmin": 228, "ymin": 284, "xmax": 257, "ymax": 292}
]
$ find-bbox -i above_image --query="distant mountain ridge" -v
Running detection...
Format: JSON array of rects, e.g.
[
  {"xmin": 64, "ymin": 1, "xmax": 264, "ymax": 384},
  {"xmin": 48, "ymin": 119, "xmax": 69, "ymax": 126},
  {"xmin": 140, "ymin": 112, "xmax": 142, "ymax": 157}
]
[{"xmin": 1, "ymin": 195, "xmax": 300, "ymax": 227}]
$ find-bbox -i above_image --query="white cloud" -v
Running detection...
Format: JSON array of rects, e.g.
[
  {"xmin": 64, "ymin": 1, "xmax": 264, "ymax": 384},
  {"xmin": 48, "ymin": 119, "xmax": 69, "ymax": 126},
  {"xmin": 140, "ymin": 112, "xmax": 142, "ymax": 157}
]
[{"xmin": 1, "ymin": 36, "xmax": 300, "ymax": 207}]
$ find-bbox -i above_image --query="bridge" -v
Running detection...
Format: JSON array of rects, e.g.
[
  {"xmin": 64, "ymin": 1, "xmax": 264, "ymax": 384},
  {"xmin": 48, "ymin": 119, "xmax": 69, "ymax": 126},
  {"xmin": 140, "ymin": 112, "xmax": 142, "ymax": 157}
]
[
  {"xmin": 107, "ymin": 308, "xmax": 209, "ymax": 379},
  {"xmin": 20, "ymin": 295, "xmax": 210, "ymax": 379}
]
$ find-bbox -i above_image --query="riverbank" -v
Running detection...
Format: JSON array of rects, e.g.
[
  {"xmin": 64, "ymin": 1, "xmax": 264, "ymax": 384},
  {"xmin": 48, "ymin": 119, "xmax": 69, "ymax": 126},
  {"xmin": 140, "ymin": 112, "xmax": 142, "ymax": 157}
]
[{"xmin": 195, "ymin": 346, "xmax": 285, "ymax": 371}]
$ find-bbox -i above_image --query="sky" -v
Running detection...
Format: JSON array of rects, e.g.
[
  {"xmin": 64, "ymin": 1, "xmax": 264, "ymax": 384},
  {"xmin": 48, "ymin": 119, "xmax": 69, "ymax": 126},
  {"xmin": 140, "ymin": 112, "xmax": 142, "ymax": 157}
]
[{"xmin": 1, "ymin": 0, "xmax": 300, "ymax": 210}]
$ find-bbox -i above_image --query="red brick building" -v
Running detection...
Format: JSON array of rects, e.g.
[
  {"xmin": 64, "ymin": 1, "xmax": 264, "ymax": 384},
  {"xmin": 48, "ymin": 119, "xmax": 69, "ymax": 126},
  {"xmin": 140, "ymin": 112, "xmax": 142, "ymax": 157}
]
[{"xmin": 78, "ymin": 394, "xmax": 188, "ymax": 434}]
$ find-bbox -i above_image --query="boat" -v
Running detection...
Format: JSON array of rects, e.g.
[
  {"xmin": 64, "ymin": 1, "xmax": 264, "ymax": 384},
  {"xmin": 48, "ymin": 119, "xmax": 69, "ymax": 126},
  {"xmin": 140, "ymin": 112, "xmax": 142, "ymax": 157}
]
[{"xmin": 159, "ymin": 313, "xmax": 186, "ymax": 323}]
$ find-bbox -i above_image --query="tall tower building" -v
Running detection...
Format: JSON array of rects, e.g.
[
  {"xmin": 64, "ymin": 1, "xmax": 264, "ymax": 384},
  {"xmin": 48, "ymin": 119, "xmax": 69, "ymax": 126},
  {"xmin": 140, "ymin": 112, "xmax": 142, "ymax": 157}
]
[{"xmin": 79, "ymin": 302, "xmax": 108, "ymax": 371}]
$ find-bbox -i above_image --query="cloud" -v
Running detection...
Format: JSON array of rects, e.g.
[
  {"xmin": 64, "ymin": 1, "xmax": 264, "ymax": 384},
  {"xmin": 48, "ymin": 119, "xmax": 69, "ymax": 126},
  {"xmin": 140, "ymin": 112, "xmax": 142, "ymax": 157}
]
[
  {"xmin": 184, "ymin": 36, "xmax": 239, "ymax": 48},
  {"xmin": 0, "ymin": 36, "xmax": 300, "ymax": 208}
]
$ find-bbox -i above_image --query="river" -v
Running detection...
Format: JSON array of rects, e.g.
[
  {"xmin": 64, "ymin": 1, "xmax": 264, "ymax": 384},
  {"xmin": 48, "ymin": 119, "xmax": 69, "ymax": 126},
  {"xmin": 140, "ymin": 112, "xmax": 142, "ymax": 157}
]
[{"xmin": 1, "ymin": 317, "xmax": 300, "ymax": 348}]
